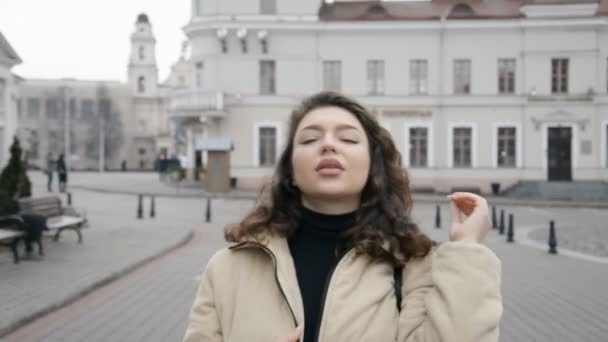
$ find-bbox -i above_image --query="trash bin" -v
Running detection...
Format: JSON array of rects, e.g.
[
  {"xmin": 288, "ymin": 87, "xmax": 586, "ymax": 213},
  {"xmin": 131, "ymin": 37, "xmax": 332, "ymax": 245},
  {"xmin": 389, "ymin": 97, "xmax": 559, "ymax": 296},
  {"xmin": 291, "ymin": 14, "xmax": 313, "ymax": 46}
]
[{"xmin": 491, "ymin": 182, "xmax": 501, "ymax": 195}]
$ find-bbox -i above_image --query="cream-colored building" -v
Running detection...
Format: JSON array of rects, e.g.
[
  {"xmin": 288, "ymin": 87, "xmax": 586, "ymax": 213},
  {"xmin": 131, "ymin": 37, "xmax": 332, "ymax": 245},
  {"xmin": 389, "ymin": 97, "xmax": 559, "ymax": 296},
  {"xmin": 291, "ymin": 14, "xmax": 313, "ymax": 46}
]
[
  {"xmin": 171, "ymin": 0, "xmax": 608, "ymax": 192},
  {"xmin": 16, "ymin": 14, "xmax": 173, "ymax": 171},
  {"xmin": 0, "ymin": 32, "xmax": 22, "ymax": 168}
]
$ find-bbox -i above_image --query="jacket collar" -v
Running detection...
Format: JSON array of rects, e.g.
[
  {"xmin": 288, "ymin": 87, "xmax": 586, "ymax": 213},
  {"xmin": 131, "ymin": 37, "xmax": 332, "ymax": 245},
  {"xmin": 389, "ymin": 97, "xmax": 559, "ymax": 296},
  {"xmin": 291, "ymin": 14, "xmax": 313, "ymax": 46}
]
[{"xmin": 229, "ymin": 235, "xmax": 305, "ymax": 327}]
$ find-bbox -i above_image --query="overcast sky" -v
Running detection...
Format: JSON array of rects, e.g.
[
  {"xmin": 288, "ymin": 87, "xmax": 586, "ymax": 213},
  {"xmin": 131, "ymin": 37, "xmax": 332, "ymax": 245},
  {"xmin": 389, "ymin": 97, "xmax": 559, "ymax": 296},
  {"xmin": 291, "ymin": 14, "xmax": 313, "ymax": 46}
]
[{"xmin": 0, "ymin": 0, "xmax": 190, "ymax": 82}]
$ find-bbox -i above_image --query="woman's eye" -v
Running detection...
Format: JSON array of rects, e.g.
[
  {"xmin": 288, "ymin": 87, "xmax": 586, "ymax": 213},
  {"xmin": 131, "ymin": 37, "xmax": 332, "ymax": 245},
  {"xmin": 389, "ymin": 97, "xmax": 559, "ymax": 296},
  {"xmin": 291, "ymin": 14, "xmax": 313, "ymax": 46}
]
[
  {"xmin": 301, "ymin": 139, "xmax": 317, "ymax": 144},
  {"xmin": 342, "ymin": 139, "xmax": 358, "ymax": 144}
]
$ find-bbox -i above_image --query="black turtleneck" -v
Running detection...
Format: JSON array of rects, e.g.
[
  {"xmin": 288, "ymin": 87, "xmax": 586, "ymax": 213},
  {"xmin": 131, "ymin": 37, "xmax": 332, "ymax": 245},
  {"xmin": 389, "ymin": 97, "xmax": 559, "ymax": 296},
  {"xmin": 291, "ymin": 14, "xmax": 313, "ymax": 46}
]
[{"xmin": 288, "ymin": 206, "xmax": 356, "ymax": 342}]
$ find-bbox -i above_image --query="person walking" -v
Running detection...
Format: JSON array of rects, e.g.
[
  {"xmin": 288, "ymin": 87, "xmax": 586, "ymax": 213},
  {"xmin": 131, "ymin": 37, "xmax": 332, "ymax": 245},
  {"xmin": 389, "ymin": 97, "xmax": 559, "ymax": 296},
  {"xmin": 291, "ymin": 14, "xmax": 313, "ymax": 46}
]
[
  {"xmin": 57, "ymin": 154, "xmax": 68, "ymax": 193},
  {"xmin": 46, "ymin": 152, "xmax": 55, "ymax": 192}
]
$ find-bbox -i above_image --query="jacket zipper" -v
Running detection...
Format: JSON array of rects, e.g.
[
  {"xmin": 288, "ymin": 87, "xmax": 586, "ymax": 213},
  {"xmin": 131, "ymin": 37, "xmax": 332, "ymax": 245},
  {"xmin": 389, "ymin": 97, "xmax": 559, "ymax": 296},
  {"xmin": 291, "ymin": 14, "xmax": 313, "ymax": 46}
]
[
  {"xmin": 230, "ymin": 242, "xmax": 299, "ymax": 329},
  {"xmin": 313, "ymin": 251, "xmax": 352, "ymax": 342}
]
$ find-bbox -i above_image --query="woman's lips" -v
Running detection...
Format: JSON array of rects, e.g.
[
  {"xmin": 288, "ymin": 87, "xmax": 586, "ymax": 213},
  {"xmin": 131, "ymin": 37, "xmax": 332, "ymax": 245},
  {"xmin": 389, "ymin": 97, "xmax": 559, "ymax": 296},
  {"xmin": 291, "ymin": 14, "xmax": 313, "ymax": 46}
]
[{"xmin": 316, "ymin": 167, "xmax": 343, "ymax": 176}]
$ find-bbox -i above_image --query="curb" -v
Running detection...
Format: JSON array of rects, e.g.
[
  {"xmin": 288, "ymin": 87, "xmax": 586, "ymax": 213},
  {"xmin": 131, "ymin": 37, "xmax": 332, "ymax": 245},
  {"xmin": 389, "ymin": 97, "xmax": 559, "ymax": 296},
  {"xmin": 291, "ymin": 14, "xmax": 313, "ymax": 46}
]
[
  {"xmin": 507, "ymin": 225, "xmax": 608, "ymax": 265},
  {"xmin": 68, "ymin": 185, "xmax": 608, "ymax": 208},
  {"xmin": 0, "ymin": 230, "xmax": 195, "ymax": 338}
]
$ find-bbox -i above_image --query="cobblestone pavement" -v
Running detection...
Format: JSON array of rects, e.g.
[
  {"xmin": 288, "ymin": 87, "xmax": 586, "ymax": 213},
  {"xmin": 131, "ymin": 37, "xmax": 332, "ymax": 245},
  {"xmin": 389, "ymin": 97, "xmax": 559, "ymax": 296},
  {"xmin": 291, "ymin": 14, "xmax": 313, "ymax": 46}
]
[
  {"xmin": 528, "ymin": 213, "xmax": 608, "ymax": 257},
  {"xmin": 2, "ymin": 173, "xmax": 607, "ymax": 341}
]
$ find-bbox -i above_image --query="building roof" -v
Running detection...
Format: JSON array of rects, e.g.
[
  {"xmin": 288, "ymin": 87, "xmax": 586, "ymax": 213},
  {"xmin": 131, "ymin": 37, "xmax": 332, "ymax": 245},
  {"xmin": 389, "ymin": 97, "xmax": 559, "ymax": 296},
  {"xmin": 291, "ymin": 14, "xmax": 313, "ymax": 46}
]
[
  {"xmin": 0, "ymin": 31, "xmax": 22, "ymax": 66},
  {"xmin": 318, "ymin": 0, "xmax": 605, "ymax": 21}
]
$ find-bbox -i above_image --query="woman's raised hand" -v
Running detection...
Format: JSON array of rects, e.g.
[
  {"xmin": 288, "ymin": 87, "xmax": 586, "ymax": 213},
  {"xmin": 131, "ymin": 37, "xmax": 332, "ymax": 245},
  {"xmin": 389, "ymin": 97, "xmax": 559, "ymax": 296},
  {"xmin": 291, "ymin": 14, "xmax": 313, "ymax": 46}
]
[
  {"xmin": 275, "ymin": 326, "xmax": 303, "ymax": 342},
  {"xmin": 447, "ymin": 192, "xmax": 492, "ymax": 243}
]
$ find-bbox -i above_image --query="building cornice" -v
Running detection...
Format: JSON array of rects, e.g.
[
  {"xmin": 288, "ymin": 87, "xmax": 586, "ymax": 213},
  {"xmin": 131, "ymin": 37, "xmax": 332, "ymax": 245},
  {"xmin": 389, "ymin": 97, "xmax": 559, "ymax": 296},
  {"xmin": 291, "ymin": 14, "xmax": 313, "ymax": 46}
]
[{"xmin": 184, "ymin": 16, "xmax": 608, "ymax": 36}]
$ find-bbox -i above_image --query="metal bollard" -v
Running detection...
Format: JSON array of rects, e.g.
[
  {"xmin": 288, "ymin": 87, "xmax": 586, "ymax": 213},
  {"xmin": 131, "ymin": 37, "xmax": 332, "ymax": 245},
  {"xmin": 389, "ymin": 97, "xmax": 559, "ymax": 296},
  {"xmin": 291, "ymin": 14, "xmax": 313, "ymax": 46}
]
[
  {"xmin": 150, "ymin": 196, "xmax": 155, "ymax": 218},
  {"xmin": 499, "ymin": 209, "xmax": 505, "ymax": 235},
  {"xmin": 435, "ymin": 205, "xmax": 441, "ymax": 229},
  {"xmin": 67, "ymin": 192, "xmax": 72, "ymax": 206},
  {"xmin": 137, "ymin": 194, "xmax": 143, "ymax": 219},
  {"xmin": 507, "ymin": 213, "xmax": 514, "ymax": 243},
  {"xmin": 548, "ymin": 220, "xmax": 558, "ymax": 254},
  {"xmin": 492, "ymin": 205, "xmax": 497, "ymax": 229},
  {"xmin": 205, "ymin": 197, "xmax": 211, "ymax": 223}
]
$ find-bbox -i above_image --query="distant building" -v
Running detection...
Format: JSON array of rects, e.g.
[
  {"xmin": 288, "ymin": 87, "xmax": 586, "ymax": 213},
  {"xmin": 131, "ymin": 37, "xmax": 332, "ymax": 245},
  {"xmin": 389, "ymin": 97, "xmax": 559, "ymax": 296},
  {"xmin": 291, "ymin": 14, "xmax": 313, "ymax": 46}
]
[
  {"xmin": 16, "ymin": 14, "xmax": 175, "ymax": 171},
  {"xmin": 0, "ymin": 31, "xmax": 22, "ymax": 168},
  {"xmin": 172, "ymin": 0, "xmax": 608, "ymax": 191}
]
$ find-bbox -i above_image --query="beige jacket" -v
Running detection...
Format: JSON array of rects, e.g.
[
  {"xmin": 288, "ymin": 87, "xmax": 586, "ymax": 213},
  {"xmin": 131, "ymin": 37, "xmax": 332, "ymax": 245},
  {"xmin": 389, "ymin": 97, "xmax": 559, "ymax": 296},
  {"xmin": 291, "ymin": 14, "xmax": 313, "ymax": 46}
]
[{"xmin": 183, "ymin": 236, "xmax": 502, "ymax": 342}]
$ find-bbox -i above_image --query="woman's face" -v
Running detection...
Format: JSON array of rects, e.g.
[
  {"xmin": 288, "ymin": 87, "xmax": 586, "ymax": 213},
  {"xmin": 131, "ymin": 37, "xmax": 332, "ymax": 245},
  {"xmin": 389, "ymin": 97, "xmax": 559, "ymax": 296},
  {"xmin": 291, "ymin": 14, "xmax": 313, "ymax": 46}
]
[{"xmin": 291, "ymin": 106, "xmax": 371, "ymax": 212}]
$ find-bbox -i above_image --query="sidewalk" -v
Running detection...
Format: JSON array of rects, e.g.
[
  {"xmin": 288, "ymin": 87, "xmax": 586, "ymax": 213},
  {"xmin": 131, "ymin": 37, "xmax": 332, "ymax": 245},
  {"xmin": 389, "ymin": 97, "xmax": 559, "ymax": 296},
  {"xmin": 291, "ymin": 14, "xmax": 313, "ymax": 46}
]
[
  {"xmin": 57, "ymin": 171, "xmax": 608, "ymax": 208},
  {"xmin": 2, "ymin": 172, "xmax": 608, "ymax": 341},
  {"xmin": 0, "ymin": 179, "xmax": 206, "ymax": 337}
]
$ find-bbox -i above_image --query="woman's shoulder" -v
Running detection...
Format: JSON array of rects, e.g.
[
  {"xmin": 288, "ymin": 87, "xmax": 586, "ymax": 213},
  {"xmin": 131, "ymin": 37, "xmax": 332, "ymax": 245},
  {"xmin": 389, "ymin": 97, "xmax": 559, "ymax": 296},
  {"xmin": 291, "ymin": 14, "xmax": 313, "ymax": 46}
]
[{"xmin": 206, "ymin": 242, "xmax": 272, "ymax": 272}]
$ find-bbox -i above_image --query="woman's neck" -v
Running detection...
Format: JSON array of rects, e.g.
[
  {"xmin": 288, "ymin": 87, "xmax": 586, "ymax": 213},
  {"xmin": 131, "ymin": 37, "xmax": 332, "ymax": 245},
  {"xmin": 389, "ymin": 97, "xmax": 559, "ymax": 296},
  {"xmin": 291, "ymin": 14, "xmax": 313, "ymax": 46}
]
[{"xmin": 301, "ymin": 196, "xmax": 359, "ymax": 215}]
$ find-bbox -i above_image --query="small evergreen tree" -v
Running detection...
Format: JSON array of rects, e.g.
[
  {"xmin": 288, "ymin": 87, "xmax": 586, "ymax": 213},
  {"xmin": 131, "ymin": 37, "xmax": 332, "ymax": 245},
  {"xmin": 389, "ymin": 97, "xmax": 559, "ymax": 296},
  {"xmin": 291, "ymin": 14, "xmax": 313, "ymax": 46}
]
[{"xmin": 0, "ymin": 136, "xmax": 32, "ymax": 198}]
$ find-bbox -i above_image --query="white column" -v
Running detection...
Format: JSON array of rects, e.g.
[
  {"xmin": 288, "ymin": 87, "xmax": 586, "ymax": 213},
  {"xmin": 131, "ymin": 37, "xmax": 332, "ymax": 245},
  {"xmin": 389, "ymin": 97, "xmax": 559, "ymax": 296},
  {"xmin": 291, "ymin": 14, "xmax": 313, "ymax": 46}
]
[{"xmin": 186, "ymin": 127, "xmax": 195, "ymax": 180}]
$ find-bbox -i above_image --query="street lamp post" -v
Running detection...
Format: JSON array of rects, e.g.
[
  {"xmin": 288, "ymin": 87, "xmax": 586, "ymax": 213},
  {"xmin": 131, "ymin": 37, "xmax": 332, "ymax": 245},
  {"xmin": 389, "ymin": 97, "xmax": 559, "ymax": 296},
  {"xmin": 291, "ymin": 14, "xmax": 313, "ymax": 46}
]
[
  {"xmin": 60, "ymin": 86, "xmax": 71, "ymax": 170},
  {"xmin": 99, "ymin": 114, "xmax": 105, "ymax": 172}
]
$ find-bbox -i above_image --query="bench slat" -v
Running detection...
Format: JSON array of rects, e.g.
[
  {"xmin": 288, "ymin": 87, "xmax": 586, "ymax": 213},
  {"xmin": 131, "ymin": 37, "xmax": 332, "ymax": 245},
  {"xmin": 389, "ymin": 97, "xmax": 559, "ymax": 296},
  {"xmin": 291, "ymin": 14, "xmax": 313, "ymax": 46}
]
[
  {"xmin": 0, "ymin": 229, "xmax": 24, "ymax": 241},
  {"xmin": 47, "ymin": 216, "xmax": 84, "ymax": 230}
]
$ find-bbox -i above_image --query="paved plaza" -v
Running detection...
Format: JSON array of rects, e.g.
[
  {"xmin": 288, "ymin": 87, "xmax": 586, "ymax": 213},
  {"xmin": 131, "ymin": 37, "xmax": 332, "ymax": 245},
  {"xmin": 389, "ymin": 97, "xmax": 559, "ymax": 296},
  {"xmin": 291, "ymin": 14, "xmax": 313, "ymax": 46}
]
[{"xmin": 1, "ymin": 172, "xmax": 607, "ymax": 341}]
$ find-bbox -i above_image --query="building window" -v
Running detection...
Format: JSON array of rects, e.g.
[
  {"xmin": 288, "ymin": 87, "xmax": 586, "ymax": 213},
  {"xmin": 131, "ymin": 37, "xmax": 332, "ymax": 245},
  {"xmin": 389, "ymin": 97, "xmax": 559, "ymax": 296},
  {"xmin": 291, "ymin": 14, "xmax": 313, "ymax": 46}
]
[
  {"xmin": 195, "ymin": 62, "xmax": 203, "ymax": 88},
  {"xmin": 69, "ymin": 99, "xmax": 77, "ymax": 119},
  {"xmin": 454, "ymin": 59, "xmax": 471, "ymax": 94},
  {"xmin": 26, "ymin": 129, "xmax": 39, "ymax": 160},
  {"xmin": 46, "ymin": 98, "xmax": 59, "ymax": 120},
  {"xmin": 259, "ymin": 126, "xmax": 277, "ymax": 166},
  {"xmin": 323, "ymin": 60, "xmax": 341, "ymax": 92},
  {"xmin": 367, "ymin": 60, "xmax": 385, "ymax": 95},
  {"xmin": 0, "ymin": 128, "xmax": 4, "ymax": 163},
  {"xmin": 551, "ymin": 58, "xmax": 568, "ymax": 94},
  {"xmin": 27, "ymin": 98, "xmax": 40, "ymax": 119},
  {"xmin": 0, "ymin": 78, "xmax": 5, "ymax": 112},
  {"xmin": 497, "ymin": 127, "xmax": 516, "ymax": 168},
  {"xmin": 453, "ymin": 127, "xmax": 472, "ymax": 168},
  {"xmin": 16, "ymin": 98, "xmax": 22, "ymax": 119},
  {"xmin": 498, "ymin": 59, "xmax": 515, "ymax": 94},
  {"xmin": 605, "ymin": 124, "xmax": 608, "ymax": 167},
  {"xmin": 410, "ymin": 59, "xmax": 428, "ymax": 95},
  {"xmin": 194, "ymin": 0, "xmax": 203, "ymax": 16},
  {"xmin": 139, "ymin": 46, "xmax": 145, "ymax": 61},
  {"xmin": 260, "ymin": 0, "xmax": 276, "ymax": 14},
  {"xmin": 450, "ymin": 4, "xmax": 474, "ymax": 17},
  {"xmin": 409, "ymin": 127, "xmax": 428, "ymax": 167},
  {"xmin": 81, "ymin": 99, "xmax": 95, "ymax": 120},
  {"xmin": 138, "ymin": 76, "xmax": 146, "ymax": 93},
  {"xmin": 260, "ymin": 60, "xmax": 276, "ymax": 95},
  {"xmin": 99, "ymin": 98, "xmax": 111, "ymax": 118}
]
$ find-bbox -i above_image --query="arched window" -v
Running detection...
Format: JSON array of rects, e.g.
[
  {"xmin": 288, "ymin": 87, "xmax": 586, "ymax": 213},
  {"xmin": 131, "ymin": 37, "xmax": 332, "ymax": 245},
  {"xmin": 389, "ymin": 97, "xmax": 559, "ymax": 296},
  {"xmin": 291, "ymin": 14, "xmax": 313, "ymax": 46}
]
[
  {"xmin": 138, "ymin": 76, "xmax": 146, "ymax": 93},
  {"xmin": 139, "ymin": 45, "xmax": 145, "ymax": 61},
  {"xmin": 368, "ymin": 5, "xmax": 387, "ymax": 16},
  {"xmin": 450, "ymin": 4, "xmax": 475, "ymax": 17}
]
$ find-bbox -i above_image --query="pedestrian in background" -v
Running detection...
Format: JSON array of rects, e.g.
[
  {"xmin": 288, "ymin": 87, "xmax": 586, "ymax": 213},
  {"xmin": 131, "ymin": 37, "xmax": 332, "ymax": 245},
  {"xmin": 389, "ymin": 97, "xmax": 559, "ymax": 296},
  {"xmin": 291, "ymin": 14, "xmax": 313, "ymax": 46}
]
[
  {"xmin": 46, "ymin": 152, "xmax": 55, "ymax": 192},
  {"xmin": 57, "ymin": 154, "xmax": 68, "ymax": 193}
]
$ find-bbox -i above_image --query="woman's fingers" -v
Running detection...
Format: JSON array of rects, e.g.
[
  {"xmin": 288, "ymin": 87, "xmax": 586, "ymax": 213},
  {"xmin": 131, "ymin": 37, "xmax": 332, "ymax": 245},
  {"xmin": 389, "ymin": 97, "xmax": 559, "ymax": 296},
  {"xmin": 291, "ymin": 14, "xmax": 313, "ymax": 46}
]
[
  {"xmin": 276, "ymin": 326, "xmax": 303, "ymax": 342},
  {"xmin": 449, "ymin": 196, "xmax": 463, "ymax": 224}
]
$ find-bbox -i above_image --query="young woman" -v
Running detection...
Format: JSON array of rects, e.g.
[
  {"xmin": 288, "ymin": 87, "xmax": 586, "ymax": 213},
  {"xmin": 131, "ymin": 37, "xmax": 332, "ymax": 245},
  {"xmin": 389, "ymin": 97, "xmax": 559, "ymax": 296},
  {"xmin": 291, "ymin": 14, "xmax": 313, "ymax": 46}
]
[{"xmin": 183, "ymin": 92, "xmax": 502, "ymax": 342}]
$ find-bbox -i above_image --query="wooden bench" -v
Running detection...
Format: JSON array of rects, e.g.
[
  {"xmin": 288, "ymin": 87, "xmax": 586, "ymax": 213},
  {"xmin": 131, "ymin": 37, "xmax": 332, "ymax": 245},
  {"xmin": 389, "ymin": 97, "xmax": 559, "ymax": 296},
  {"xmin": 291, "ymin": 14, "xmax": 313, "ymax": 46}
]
[
  {"xmin": 0, "ymin": 215, "xmax": 26, "ymax": 263},
  {"xmin": 18, "ymin": 197, "xmax": 87, "ymax": 243}
]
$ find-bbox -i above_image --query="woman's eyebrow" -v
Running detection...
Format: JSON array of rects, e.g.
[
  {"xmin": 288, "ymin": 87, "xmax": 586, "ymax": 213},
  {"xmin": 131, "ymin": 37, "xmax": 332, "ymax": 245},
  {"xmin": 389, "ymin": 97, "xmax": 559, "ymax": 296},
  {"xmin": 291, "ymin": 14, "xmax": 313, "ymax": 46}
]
[{"xmin": 299, "ymin": 124, "xmax": 361, "ymax": 133}]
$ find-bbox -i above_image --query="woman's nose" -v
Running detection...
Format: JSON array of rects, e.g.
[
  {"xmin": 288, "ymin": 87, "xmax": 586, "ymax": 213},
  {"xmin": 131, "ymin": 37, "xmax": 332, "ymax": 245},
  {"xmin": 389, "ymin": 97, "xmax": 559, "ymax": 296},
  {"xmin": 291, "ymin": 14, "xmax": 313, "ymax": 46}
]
[{"xmin": 321, "ymin": 142, "xmax": 337, "ymax": 154}]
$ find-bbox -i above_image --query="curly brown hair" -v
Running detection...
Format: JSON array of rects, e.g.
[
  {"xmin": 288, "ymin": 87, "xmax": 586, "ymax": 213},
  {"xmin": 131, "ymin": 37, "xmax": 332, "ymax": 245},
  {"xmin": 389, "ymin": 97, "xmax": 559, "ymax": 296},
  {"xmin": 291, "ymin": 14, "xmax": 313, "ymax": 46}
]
[{"xmin": 226, "ymin": 92, "xmax": 434, "ymax": 266}]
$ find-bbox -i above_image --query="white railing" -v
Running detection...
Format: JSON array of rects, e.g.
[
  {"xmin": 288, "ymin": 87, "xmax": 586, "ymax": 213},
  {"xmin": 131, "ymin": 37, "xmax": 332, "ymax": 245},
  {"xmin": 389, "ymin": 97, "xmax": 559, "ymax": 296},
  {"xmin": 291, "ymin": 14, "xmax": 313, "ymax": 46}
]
[{"xmin": 170, "ymin": 90, "xmax": 224, "ymax": 114}]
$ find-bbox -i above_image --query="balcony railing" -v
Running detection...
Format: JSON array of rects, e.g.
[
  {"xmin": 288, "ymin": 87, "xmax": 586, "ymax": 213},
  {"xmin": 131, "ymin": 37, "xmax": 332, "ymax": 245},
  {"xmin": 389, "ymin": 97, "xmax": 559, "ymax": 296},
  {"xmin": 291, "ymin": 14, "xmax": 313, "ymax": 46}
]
[{"xmin": 169, "ymin": 90, "xmax": 225, "ymax": 118}]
